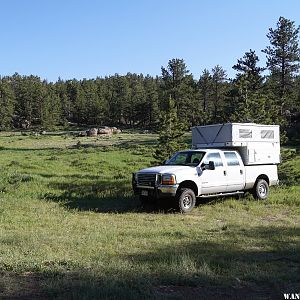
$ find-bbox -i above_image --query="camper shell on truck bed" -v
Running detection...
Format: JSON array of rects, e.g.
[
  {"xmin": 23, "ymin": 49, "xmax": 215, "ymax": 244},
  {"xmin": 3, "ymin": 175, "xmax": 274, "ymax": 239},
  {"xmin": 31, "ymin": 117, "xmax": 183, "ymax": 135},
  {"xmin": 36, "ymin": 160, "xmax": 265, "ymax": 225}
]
[{"xmin": 192, "ymin": 123, "xmax": 280, "ymax": 165}]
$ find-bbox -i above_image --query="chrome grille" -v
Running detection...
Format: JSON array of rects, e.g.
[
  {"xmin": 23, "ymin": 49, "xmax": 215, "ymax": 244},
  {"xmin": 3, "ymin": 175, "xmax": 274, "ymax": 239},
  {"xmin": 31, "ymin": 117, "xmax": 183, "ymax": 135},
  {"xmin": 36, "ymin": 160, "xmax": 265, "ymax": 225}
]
[{"xmin": 137, "ymin": 173, "xmax": 157, "ymax": 186}]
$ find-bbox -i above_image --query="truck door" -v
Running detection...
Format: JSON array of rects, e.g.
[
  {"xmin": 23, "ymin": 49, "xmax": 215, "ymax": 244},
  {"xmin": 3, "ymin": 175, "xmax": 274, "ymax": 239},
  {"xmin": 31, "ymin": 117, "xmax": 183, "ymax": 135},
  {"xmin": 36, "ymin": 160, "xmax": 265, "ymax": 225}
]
[
  {"xmin": 223, "ymin": 151, "xmax": 245, "ymax": 192},
  {"xmin": 200, "ymin": 152, "xmax": 227, "ymax": 194}
]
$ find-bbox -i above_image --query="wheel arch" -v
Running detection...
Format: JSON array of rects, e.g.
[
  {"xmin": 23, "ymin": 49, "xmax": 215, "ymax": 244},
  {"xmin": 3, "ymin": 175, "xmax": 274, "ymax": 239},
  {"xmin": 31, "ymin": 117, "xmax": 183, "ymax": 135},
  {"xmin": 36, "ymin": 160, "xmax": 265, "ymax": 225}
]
[
  {"xmin": 177, "ymin": 180, "xmax": 198, "ymax": 196},
  {"xmin": 255, "ymin": 174, "xmax": 270, "ymax": 185}
]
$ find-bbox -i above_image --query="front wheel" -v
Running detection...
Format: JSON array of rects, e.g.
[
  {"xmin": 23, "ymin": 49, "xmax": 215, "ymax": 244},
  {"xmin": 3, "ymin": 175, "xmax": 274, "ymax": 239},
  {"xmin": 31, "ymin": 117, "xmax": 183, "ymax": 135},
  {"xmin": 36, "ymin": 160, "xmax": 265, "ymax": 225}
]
[
  {"xmin": 253, "ymin": 179, "xmax": 269, "ymax": 200},
  {"xmin": 177, "ymin": 188, "xmax": 196, "ymax": 213}
]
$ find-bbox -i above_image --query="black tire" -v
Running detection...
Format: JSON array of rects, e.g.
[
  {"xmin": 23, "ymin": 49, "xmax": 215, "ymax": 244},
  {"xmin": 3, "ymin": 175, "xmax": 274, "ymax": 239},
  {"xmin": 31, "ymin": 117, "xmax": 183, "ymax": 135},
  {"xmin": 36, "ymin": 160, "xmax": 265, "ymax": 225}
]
[
  {"xmin": 139, "ymin": 196, "xmax": 156, "ymax": 208},
  {"xmin": 139, "ymin": 195, "xmax": 149, "ymax": 206},
  {"xmin": 253, "ymin": 179, "xmax": 269, "ymax": 200},
  {"xmin": 177, "ymin": 188, "xmax": 196, "ymax": 213}
]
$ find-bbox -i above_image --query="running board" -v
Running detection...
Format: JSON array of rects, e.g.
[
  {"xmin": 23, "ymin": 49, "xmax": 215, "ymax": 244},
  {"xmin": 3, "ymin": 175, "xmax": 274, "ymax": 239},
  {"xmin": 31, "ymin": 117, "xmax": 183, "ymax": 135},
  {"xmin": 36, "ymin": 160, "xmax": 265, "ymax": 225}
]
[{"xmin": 199, "ymin": 191, "xmax": 244, "ymax": 198}]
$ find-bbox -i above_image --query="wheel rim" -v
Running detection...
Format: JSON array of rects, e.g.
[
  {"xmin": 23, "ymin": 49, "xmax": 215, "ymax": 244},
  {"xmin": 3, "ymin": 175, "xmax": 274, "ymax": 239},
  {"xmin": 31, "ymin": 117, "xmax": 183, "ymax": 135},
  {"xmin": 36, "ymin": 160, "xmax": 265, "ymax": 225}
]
[
  {"xmin": 258, "ymin": 183, "xmax": 267, "ymax": 197},
  {"xmin": 182, "ymin": 195, "xmax": 192, "ymax": 209}
]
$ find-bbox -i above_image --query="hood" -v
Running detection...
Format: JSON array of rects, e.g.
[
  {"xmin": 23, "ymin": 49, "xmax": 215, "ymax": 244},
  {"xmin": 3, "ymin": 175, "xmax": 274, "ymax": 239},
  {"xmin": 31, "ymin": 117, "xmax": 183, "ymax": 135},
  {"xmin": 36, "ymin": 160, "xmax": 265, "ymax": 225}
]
[{"xmin": 138, "ymin": 165, "xmax": 194, "ymax": 174}]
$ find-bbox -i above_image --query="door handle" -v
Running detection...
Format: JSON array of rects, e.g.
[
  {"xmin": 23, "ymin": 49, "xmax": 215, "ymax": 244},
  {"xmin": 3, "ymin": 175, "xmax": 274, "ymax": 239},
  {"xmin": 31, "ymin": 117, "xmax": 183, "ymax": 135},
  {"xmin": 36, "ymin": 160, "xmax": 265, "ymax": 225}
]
[
  {"xmin": 224, "ymin": 170, "xmax": 227, "ymax": 176},
  {"xmin": 240, "ymin": 170, "xmax": 243, "ymax": 175}
]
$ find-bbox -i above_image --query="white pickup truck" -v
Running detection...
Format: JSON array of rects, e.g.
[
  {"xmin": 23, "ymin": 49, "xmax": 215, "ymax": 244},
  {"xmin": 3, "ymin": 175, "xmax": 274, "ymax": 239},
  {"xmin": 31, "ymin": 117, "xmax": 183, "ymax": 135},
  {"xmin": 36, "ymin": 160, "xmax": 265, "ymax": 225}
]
[{"xmin": 132, "ymin": 123, "xmax": 280, "ymax": 212}]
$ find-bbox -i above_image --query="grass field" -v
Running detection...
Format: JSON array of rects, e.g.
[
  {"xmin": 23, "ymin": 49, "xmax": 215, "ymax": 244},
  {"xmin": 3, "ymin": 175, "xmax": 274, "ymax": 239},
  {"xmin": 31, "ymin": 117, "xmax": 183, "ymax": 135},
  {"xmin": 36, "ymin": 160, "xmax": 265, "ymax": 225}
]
[{"xmin": 0, "ymin": 132, "xmax": 299, "ymax": 299}]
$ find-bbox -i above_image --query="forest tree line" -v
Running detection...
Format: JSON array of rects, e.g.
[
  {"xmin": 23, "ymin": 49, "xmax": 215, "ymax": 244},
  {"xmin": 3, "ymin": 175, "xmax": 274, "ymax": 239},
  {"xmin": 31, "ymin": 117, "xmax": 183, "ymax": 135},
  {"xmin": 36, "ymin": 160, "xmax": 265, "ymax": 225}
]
[{"xmin": 0, "ymin": 17, "xmax": 299, "ymax": 140}]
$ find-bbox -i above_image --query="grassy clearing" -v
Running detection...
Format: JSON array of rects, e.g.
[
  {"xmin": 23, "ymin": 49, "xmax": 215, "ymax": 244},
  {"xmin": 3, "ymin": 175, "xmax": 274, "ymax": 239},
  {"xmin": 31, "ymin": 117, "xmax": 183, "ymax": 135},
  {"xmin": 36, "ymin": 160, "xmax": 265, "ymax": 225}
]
[{"xmin": 0, "ymin": 133, "xmax": 299, "ymax": 299}]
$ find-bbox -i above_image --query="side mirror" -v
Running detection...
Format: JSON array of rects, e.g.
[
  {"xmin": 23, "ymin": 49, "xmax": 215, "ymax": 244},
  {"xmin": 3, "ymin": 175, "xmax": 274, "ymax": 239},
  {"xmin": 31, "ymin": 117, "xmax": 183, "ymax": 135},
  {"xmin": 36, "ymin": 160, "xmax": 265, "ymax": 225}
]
[
  {"xmin": 200, "ymin": 161, "xmax": 215, "ymax": 170},
  {"xmin": 208, "ymin": 161, "xmax": 215, "ymax": 170}
]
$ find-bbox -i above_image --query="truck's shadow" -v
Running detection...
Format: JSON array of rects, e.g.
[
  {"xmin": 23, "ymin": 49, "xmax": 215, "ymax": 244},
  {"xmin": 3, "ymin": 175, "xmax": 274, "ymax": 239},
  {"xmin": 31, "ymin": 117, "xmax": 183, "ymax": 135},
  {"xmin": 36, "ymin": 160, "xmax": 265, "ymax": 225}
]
[
  {"xmin": 44, "ymin": 179, "xmax": 139, "ymax": 213},
  {"xmin": 41, "ymin": 167, "xmax": 249, "ymax": 213},
  {"xmin": 44, "ymin": 178, "xmax": 178, "ymax": 213},
  {"xmin": 43, "ymin": 177, "xmax": 239, "ymax": 214}
]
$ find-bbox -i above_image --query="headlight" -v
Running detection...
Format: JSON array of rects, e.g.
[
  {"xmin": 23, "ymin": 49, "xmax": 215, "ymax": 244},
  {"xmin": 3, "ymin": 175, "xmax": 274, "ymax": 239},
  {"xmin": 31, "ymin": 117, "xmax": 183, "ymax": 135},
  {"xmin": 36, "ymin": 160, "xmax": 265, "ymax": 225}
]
[{"xmin": 162, "ymin": 174, "xmax": 176, "ymax": 185}]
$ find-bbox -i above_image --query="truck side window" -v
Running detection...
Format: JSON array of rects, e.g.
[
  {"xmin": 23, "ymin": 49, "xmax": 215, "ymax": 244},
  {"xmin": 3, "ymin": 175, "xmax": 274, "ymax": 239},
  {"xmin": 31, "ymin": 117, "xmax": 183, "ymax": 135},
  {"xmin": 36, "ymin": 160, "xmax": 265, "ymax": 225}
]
[
  {"xmin": 224, "ymin": 152, "xmax": 240, "ymax": 166},
  {"xmin": 204, "ymin": 153, "xmax": 223, "ymax": 167},
  {"xmin": 190, "ymin": 153, "xmax": 203, "ymax": 165}
]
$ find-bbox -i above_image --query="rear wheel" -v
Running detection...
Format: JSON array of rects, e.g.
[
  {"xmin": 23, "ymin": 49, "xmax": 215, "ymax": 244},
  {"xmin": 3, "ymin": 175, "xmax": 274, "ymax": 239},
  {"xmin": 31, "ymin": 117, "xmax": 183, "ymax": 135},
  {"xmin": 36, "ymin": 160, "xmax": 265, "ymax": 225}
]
[
  {"xmin": 253, "ymin": 179, "xmax": 269, "ymax": 200},
  {"xmin": 177, "ymin": 188, "xmax": 196, "ymax": 213}
]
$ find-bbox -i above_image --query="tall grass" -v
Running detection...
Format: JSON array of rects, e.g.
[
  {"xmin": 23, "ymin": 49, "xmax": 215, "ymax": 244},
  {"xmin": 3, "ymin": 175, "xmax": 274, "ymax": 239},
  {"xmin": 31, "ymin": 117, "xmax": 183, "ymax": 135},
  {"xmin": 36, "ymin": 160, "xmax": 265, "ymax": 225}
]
[{"xmin": 0, "ymin": 133, "xmax": 299, "ymax": 299}]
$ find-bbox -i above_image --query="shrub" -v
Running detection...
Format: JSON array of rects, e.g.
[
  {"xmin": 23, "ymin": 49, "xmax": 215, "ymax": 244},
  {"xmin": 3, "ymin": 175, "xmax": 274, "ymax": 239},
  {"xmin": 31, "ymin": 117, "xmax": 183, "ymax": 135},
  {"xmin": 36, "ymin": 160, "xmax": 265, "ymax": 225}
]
[{"xmin": 278, "ymin": 148, "xmax": 300, "ymax": 185}]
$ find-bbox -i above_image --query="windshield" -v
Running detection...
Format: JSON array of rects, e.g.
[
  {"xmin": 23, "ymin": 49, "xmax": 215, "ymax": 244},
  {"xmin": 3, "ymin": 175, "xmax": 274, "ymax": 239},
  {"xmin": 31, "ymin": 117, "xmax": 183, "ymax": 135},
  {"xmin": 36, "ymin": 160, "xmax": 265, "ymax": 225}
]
[{"xmin": 165, "ymin": 151, "xmax": 205, "ymax": 166}]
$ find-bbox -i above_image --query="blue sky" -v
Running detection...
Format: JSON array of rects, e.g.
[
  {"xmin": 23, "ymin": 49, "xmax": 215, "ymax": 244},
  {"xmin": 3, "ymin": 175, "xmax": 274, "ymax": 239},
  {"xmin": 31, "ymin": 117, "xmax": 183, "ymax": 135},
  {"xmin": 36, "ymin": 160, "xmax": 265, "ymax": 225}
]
[{"xmin": 1, "ymin": 0, "xmax": 300, "ymax": 82}]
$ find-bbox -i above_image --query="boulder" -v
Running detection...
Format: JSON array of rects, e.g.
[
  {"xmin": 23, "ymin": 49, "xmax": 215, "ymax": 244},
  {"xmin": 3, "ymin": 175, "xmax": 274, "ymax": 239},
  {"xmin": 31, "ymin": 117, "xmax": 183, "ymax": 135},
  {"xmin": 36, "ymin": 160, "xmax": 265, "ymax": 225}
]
[
  {"xmin": 87, "ymin": 128, "xmax": 98, "ymax": 137},
  {"xmin": 111, "ymin": 127, "xmax": 121, "ymax": 134},
  {"xmin": 98, "ymin": 127, "xmax": 113, "ymax": 135},
  {"xmin": 78, "ymin": 131, "xmax": 87, "ymax": 137}
]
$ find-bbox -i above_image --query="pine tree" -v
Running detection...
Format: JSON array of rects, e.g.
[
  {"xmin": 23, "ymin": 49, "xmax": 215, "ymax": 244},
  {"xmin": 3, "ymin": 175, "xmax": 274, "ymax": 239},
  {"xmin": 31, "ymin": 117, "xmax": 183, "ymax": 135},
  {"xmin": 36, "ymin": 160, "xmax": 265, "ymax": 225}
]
[
  {"xmin": 233, "ymin": 49, "xmax": 265, "ymax": 91},
  {"xmin": 144, "ymin": 75, "xmax": 159, "ymax": 128},
  {"xmin": 262, "ymin": 17, "xmax": 300, "ymax": 103},
  {"xmin": 211, "ymin": 65, "xmax": 228, "ymax": 121},
  {"xmin": 227, "ymin": 50, "xmax": 266, "ymax": 123},
  {"xmin": 81, "ymin": 79, "xmax": 105, "ymax": 125},
  {"xmin": 109, "ymin": 75, "xmax": 130, "ymax": 125},
  {"xmin": 123, "ymin": 73, "xmax": 145, "ymax": 127},
  {"xmin": 0, "ymin": 79, "xmax": 15, "ymax": 130},
  {"xmin": 12, "ymin": 74, "xmax": 49, "ymax": 127},
  {"xmin": 41, "ymin": 84, "xmax": 62, "ymax": 129},
  {"xmin": 197, "ymin": 69, "xmax": 213, "ymax": 124},
  {"xmin": 11, "ymin": 73, "xmax": 33, "ymax": 127},
  {"xmin": 154, "ymin": 97, "xmax": 186, "ymax": 163},
  {"xmin": 55, "ymin": 77, "xmax": 72, "ymax": 125},
  {"xmin": 95, "ymin": 77, "xmax": 109, "ymax": 125},
  {"xmin": 161, "ymin": 58, "xmax": 197, "ymax": 126}
]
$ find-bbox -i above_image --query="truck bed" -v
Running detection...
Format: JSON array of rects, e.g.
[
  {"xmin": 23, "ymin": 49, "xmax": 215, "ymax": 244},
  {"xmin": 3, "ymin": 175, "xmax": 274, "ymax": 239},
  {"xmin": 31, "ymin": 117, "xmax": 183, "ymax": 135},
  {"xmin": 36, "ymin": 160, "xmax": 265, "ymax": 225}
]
[{"xmin": 244, "ymin": 164, "xmax": 278, "ymax": 190}]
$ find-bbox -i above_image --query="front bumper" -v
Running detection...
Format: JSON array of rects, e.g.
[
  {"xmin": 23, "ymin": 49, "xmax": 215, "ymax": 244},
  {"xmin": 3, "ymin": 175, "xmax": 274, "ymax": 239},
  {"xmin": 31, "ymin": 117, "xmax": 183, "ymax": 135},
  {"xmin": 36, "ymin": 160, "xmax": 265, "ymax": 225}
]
[{"xmin": 133, "ymin": 183, "xmax": 178, "ymax": 199}]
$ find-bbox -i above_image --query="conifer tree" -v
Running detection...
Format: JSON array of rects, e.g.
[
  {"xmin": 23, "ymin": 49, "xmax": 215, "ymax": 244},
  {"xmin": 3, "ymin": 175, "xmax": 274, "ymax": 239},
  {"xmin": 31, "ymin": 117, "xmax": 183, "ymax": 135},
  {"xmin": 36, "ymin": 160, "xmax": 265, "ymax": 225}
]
[
  {"xmin": 109, "ymin": 75, "xmax": 130, "ymax": 125},
  {"xmin": 154, "ymin": 97, "xmax": 186, "ymax": 163},
  {"xmin": 161, "ymin": 58, "xmax": 196, "ymax": 125},
  {"xmin": 233, "ymin": 49, "xmax": 265, "ymax": 91},
  {"xmin": 227, "ymin": 50, "xmax": 266, "ymax": 123},
  {"xmin": 0, "ymin": 79, "xmax": 15, "ymax": 130},
  {"xmin": 41, "ymin": 84, "xmax": 62, "ymax": 129},
  {"xmin": 262, "ymin": 17, "xmax": 300, "ymax": 103},
  {"xmin": 197, "ymin": 69, "xmax": 213, "ymax": 124},
  {"xmin": 81, "ymin": 79, "xmax": 105, "ymax": 125},
  {"xmin": 72, "ymin": 80, "xmax": 87, "ymax": 124},
  {"xmin": 55, "ymin": 77, "xmax": 72, "ymax": 125},
  {"xmin": 211, "ymin": 65, "xmax": 228, "ymax": 121},
  {"xmin": 144, "ymin": 75, "xmax": 159, "ymax": 128}
]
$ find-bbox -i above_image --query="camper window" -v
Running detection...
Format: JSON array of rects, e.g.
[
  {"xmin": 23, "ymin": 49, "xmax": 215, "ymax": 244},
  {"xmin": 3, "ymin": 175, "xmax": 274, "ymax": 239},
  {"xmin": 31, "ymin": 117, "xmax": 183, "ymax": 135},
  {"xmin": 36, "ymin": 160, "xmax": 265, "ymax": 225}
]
[
  {"xmin": 239, "ymin": 129, "xmax": 252, "ymax": 138},
  {"xmin": 261, "ymin": 130, "xmax": 274, "ymax": 139}
]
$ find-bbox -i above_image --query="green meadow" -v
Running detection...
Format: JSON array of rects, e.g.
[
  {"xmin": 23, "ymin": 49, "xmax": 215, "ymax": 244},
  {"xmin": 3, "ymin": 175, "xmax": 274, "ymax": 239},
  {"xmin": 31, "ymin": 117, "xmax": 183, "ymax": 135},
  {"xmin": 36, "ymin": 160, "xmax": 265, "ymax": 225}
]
[{"xmin": 0, "ymin": 133, "xmax": 299, "ymax": 299}]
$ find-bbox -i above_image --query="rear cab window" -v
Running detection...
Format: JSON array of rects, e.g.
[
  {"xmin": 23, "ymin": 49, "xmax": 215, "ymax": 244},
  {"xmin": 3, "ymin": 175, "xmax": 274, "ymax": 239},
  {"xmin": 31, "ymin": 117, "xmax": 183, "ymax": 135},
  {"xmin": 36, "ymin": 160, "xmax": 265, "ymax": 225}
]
[{"xmin": 224, "ymin": 152, "xmax": 240, "ymax": 166}]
